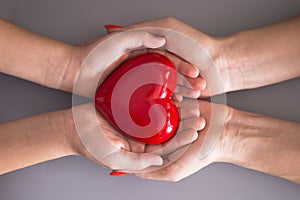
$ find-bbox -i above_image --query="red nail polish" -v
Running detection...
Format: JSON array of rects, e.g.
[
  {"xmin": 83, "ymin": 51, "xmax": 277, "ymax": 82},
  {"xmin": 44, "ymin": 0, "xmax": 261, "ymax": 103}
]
[
  {"xmin": 104, "ymin": 24, "xmax": 122, "ymax": 29},
  {"xmin": 109, "ymin": 171, "xmax": 127, "ymax": 176}
]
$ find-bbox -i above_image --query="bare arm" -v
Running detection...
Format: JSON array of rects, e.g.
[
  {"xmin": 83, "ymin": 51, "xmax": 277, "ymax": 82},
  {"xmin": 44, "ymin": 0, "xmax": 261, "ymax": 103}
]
[
  {"xmin": 0, "ymin": 110, "xmax": 75, "ymax": 174},
  {"xmin": 224, "ymin": 109, "xmax": 300, "ymax": 183},
  {"xmin": 134, "ymin": 101, "xmax": 300, "ymax": 184},
  {"xmin": 219, "ymin": 16, "xmax": 300, "ymax": 92},
  {"xmin": 114, "ymin": 16, "xmax": 300, "ymax": 93},
  {"xmin": 0, "ymin": 102, "xmax": 202, "ymax": 175},
  {"xmin": 0, "ymin": 18, "xmax": 77, "ymax": 92}
]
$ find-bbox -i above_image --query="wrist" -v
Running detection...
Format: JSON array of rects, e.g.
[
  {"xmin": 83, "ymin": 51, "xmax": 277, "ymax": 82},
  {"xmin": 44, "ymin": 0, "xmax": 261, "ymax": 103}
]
[
  {"xmin": 216, "ymin": 106, "xmax": 246, "ymax": 164},
  {"xmin": 211, "ymin": 34, "xmax": 247, "ymax": 93},
  {"xmin": 61, "ymin": 108, "xmax": 95, "ymax": 159},
  {"xmin": 201, "ymin": 103, "xmax": 238, "ymax": 164},
  {"xmin": 56, "ymin": 46, "xmax": 82, "ymax": 92},
  {"xmin": 61, "ymin": 106, "xmax": 110, "ymax": 168},
  {"xmin": 59, "ymin": 109, "xmax": 81, "ymax": 156},
  {"xmin": 218, "ymin": 108, "xmax": 279, "ymax": 166}
]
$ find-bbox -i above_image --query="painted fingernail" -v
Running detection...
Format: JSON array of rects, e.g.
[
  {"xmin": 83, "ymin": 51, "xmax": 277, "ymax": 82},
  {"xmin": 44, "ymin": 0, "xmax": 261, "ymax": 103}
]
[
  {"xmin": 109, "ymin": 170, "xmax": 127, "ymax": 176},
  {"xmin": 104, "ymin": 24, "xmax": 122, "ymax": 30}
]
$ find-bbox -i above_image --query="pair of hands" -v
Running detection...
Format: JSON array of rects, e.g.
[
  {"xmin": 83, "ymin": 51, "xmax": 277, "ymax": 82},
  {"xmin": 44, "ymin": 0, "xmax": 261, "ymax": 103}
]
[
  {"xmin": 1, "ymin": 16, "xmax": 299, "ymax": 182},
  {"xmin": 65, "ymin": 17, "xmax": 232, "ymax": 181}
]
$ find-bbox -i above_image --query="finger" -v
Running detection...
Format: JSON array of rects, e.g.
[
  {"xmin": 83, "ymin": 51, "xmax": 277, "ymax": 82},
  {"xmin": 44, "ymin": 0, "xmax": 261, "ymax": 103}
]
[
  {"xmin": 177, "ymin": 117, "xmax": 206, "ymax": 132},
  {"xmin": 145, "ymin": 49, "xmax": 199, "ymax": 78},
  {"xmin": 174, "ymin": 85, "xmax": 200, "ymax": 99},
  {"xmin": 104, "ymin": 33, "xmax": 200, "ymax": 79},
  {"xmin": 135, "ymin": 140, "xmax": 197, "ymax": 182},
  {"xmin": 166, "ymin": 144, "xmax": 191, "ymax": 163},
  {"xmin": 176, "ymin": 58, "xmax": 199, "ymax": 78},
  {"xmin": 177, "ymin": 73, "xmax": 206, "ymax": 91},
  {"xmin": 96, "ymin": 112, "xmax": 131, "ymax": 150},
  {"xmin": 92, "ymin": 31, "xmax": 167, "ymax": 88},
  {"xmin": 139, "ymin": 51, "xmax": 204, "ymax": 90},
  {"xmin": 127, "ymin": 137, "xmax": 146, "ymax": 153},
  {"xmin": 199, "ymin": 86, "xmax": 210, "ymax": 98},
  {"xmin": 111, "ymin": 17, "xmax": 185, "ymax": 33},
  {"xmin": 172, "ymin": 94, "xmax": 183, "ymax": 102},
  {"xmin": 124, "ymin": 48, "xmax": 149, "ymax": 59},
  {"xmin": 179, "ymin": 106, "xmax": 200, "ymax": 119},
  {"xmin": 133, "ymin": 153, "xmax": 181, "ymax": 181},
  {"xmin": 134, "ymin": 167, "xmax": 171, "ymax": 181},
  {"xmin": 145, "ymin": 129, "xmax": 198, "ymax": 155},
  {"xmin": 180, "ymin": 98, "xmax": 200, "ymax": 108},
  {"xmin": 134, "ymin": 146, "xmax": 190, "ymax": 181},
  {"xmin": 103, "ymin": 151, "xmax": 163, "ymax": 171},
  {"xmin": 116, "ymin": 31, "xmax": 166, "ymax": 50}
]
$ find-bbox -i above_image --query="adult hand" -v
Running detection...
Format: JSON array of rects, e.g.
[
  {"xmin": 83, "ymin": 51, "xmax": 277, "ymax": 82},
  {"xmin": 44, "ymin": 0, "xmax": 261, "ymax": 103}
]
[
  {"xmin": 67, "ymin": 29, "xmax": 208, "ymax": 172},
  {"xmin": 130, "ymin": 99, "xmax": 300, "ymax": 184},
  {"xmin": 128, "ymin": 100, "xmax": 232, "ymax": 181},
  {"xmin": 68, "ymin": 99, "xmax": 205, "ymax": 172},
  {"xmin": 104, "ymin": 18, "xmax": 223, "ymax": 97},
  {"xmin": 73, "ymin": 27, "xmax": 207, "ymax": 101},
  {"xmin": 0, "ymin": 18, "xmax": 204, "ymax": 98},
  {"xmin": 106, "ymin": 16, "xmax": 300, "ymax": 94}
]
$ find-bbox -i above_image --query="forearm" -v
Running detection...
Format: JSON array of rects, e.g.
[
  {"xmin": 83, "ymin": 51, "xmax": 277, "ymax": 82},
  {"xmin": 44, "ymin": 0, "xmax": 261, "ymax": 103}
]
[
  {"xmin": 219, "ymin": 16, "xmax": 300, "ymax": 92},
  {"xmin": 0, "ymin": 110, "xmax": 75, "ymax": 175},
  {"xmin": 225, "ymin": 109, "xmax": 300, "ymax": 184},
  {"xmin": 0, "ymin": 18, "xmax": 77, "ymax": 92}
]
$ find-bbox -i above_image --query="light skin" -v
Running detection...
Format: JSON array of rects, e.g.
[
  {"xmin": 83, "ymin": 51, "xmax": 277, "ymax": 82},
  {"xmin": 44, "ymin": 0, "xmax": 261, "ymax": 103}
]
[
  {"xmin": 0, "ymin": 18, "xmax": 204, "ymax": 98},
  {"xmin": 0, "ymin": 102, "xmax": 204, "ymax": 174},
  {"xmin": 0, "ymin": 16, "xmax": 300, "ymax": 184},
  {"xmin": 107, "ymin": 16, "xmax": 300, "ymax": 95},
  {"xmin": 106, "ymin": 16, "xmax": 300, "ymax": 183},
  {"xmin": 0, "ymin": 18, "xmax": 205, "ymax": 174},
  {"xmin": 132, "ymin": 100, "xmax": 300, "ymax": 184}
]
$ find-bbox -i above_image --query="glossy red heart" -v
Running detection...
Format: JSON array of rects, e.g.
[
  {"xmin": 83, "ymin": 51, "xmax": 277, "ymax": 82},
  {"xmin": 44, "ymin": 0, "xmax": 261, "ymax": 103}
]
[{"xmin": 94, "ymin": 53, "xmax": 179, "ymax": 144}]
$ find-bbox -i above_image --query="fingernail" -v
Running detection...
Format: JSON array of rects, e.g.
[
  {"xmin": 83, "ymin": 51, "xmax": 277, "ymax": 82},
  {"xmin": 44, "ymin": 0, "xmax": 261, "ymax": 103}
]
[
  {"xmin": 192, "ymin": 67, "xmax": 200, "ymax": 78},
  {"xmin": 104, "ymin": 24, "xmax": 122, "ymax": 30},
  {"xmin": 198, "ymin": 118, "xmax": 206, "ymax": 130},
  {"xmin": 109, "ymin": 170, "xmax": 127, "ymax": 176},
  {"xmin": 153, "ymin": 157, "xmax": 164, "ymax": 166},
  {"xmin": 192, "ymin": 132, "xmax": 199, "ymax": 141}
]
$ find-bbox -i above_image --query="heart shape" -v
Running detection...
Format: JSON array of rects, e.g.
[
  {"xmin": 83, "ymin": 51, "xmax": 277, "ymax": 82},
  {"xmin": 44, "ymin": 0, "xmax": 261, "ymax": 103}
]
[{"xmin": 94, "ymin": 53, "xmax": 179, "ymax": 144}]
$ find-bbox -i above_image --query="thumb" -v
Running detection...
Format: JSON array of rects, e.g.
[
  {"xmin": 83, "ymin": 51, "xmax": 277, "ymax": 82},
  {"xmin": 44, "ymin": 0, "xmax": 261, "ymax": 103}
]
[
  {"xmin": 97, "ymin": 113, "xmax": 130, "ymax": 151},
  {"xmin": 110, "ymin": 30, "xmax": 166, "ymax": 53}
]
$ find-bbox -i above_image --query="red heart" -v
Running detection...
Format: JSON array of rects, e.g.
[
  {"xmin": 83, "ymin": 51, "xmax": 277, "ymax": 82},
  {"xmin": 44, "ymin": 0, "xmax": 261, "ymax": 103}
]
[{"xmin": 94, "ymin": 53, "xmax": 179, "ymax": 144}]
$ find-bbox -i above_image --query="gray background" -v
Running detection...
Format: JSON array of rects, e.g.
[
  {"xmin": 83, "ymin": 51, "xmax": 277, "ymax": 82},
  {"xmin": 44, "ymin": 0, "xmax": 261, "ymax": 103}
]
[{"xmin": 0, "ymin": 0, "xmax": 300, "ymax": 199}]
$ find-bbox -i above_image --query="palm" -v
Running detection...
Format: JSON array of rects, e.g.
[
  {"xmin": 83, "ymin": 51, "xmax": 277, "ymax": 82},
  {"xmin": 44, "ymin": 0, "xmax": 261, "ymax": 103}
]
[{"xmin": 132, "ymin": 100, "xmax": 230, "ymax": 181}]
